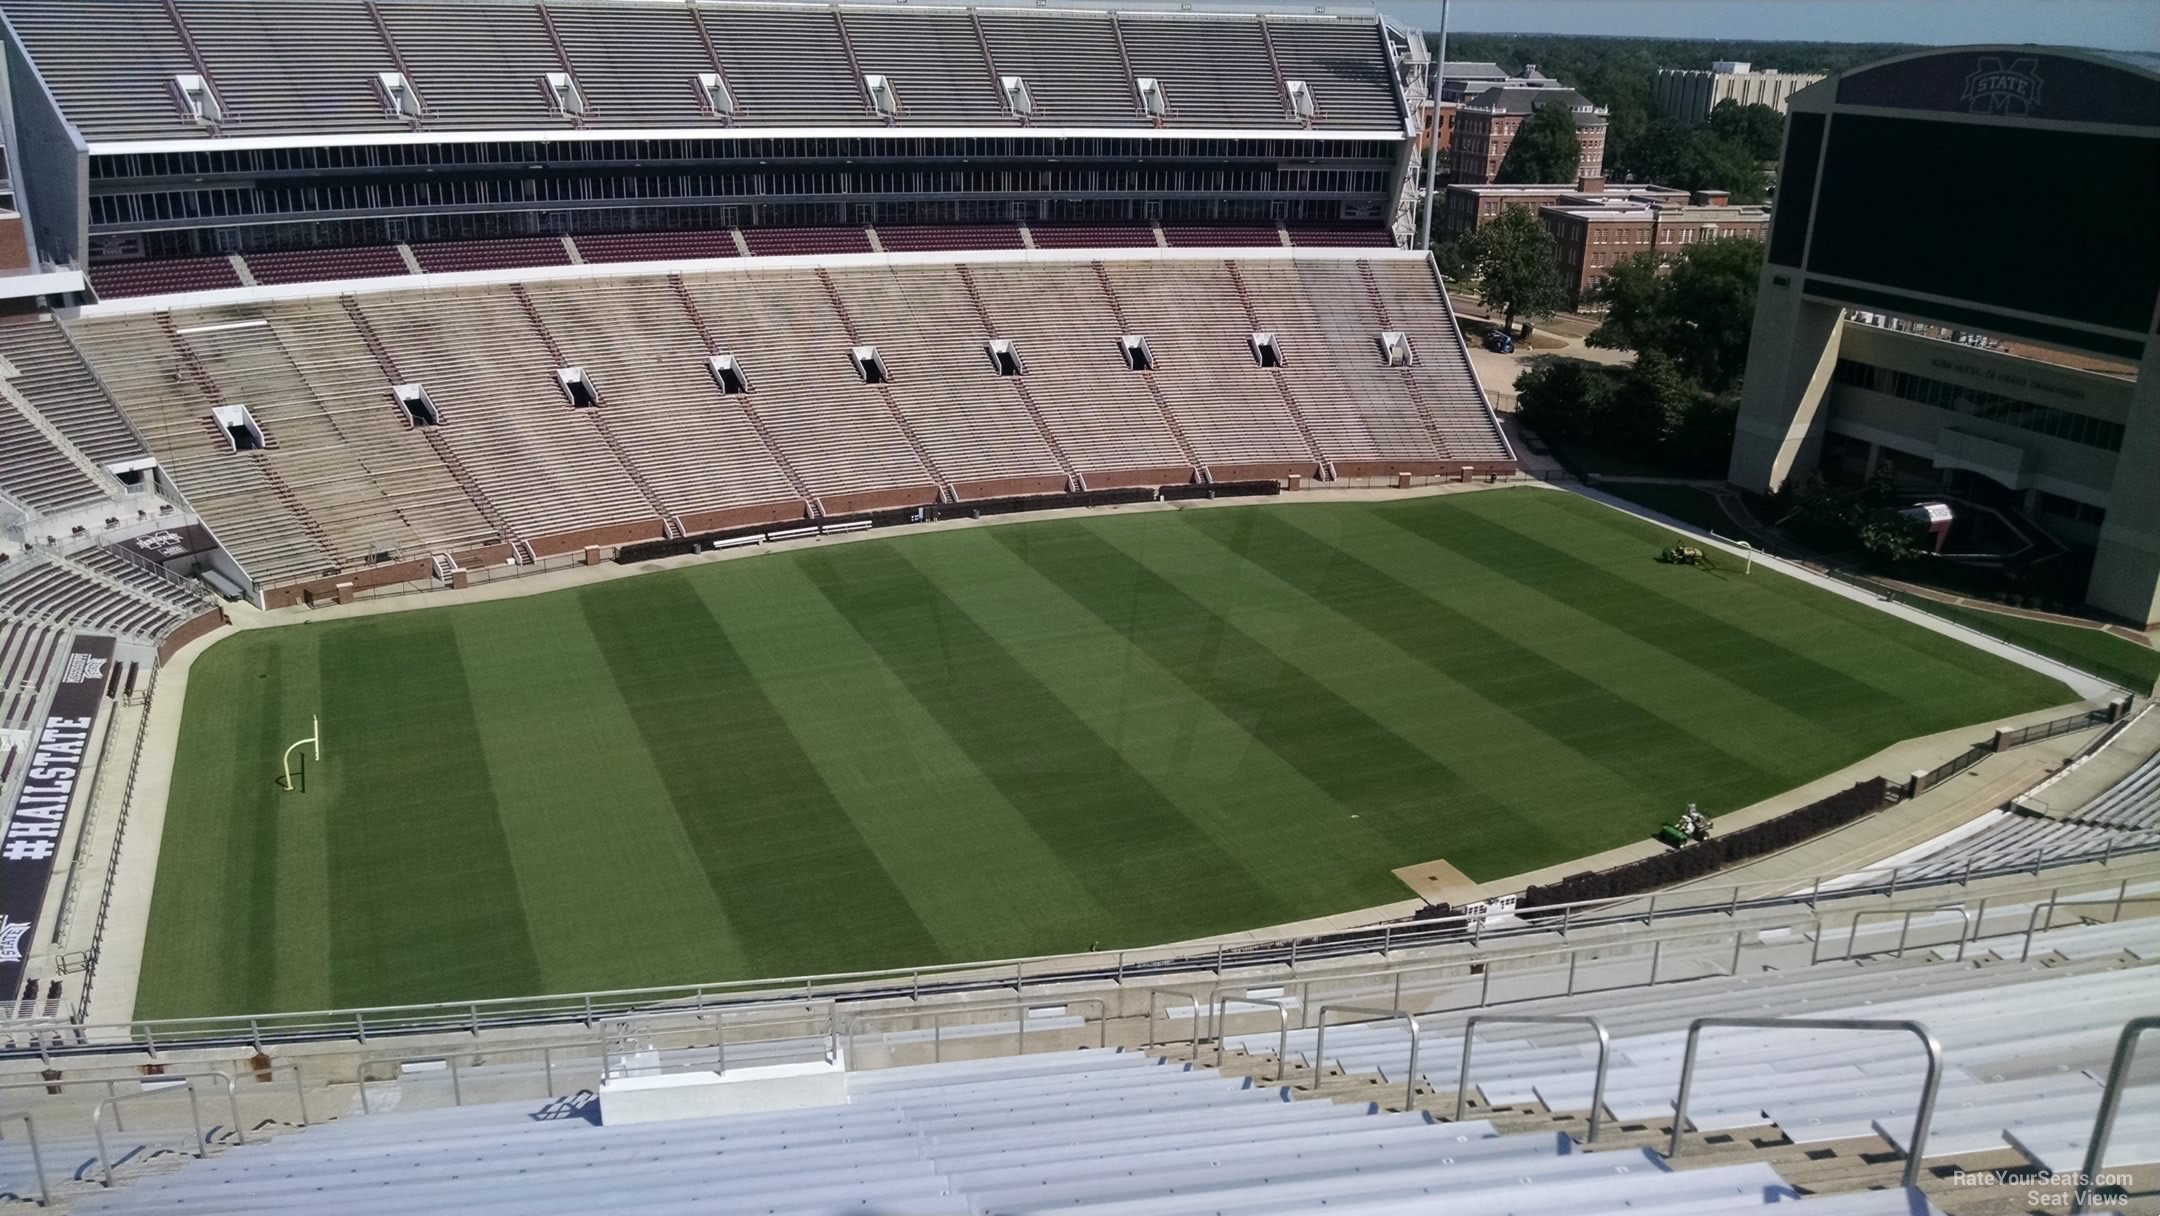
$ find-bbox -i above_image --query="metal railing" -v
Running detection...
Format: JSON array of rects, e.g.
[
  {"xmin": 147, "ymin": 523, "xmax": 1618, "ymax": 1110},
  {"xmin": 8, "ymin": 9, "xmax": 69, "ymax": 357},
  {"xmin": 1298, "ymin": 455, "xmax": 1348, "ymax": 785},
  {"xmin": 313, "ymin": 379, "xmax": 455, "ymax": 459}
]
[
  {"xmin": 0, "ymin": 1113, "xmax": 49, "ymax": 1207},
  {"xmin": 1669, "ymin": 1018, "xmax": 1942, "ymax": 1188},
  {"xmin": 88, "ymin": 1071, "xmax": 244, "ymax": 1188},
  {"xmin": 1820, "ymin": 903, "xmax": 1975, "ymax": 963},
  {"xmin": 12, "ymin": 835, "xmax": 2159, "ymax": 1063},
  {"xmin": 1312, "ymin": 1005, "xmax": 1420, "ymax": 1111},
  {"xmin": 1213, "ymin": 996, "xmax": 1289, "ymax": 1084},
  {"xmin": 1454, "ymin": 1014, "xmax": 1610, "ymax": 1142},
  {"xmin": 69, "ymin": 677, "xmax": 159, "ymax": 1027},
  {"xmin": 1145, "ymin": 990, "xmax": 1201, "ymax": 1058},
  {"xmin": 840, "ymin": 998, "xmax": 1107, "ymax": 1064},
  {"xmin": 2074, "ymin": 1016, "xmax": 2158, "ymax": 1215}
]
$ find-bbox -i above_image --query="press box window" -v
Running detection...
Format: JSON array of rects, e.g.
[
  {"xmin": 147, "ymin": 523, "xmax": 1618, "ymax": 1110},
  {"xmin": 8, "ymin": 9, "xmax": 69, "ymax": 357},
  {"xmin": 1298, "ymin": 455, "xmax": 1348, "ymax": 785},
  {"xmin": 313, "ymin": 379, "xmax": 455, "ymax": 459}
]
[
  {"xmin": 985, "ymin": 340, "xmax": 1023, "ymax": 377},
  {"xmin": 556, "ymin": 366, "xmax": 599, "ymax": 408},
  {"xmin": 707, "ymin": 354, "xmax": 749, "ymax": 394},
  {"xmin": 393, "ymin": 383, "xmax": 441, "ymax": 427}
]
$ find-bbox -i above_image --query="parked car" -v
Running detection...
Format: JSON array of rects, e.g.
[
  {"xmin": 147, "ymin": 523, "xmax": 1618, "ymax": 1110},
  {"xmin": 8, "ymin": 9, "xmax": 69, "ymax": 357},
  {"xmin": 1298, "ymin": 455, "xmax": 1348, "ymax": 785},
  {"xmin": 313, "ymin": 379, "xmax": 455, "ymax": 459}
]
[{"xmin": 1482, "ymin": 329, "xmax": 1515, "ymax": 354}]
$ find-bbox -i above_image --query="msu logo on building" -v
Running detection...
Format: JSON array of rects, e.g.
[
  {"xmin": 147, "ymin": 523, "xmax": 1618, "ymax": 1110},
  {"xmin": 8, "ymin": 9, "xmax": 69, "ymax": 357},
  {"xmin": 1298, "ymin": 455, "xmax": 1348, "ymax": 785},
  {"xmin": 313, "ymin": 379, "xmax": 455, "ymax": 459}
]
[{"xmin": 1961, "ymin": 57, "xmax": 2044, "ymax": 115}]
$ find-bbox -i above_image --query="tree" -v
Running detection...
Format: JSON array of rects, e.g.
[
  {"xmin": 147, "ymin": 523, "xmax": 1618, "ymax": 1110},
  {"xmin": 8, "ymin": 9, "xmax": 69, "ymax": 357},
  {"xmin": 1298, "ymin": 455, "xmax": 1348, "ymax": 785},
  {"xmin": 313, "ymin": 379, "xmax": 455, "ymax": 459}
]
[
  {"xmin": 1676, "ymin": 132, "xmax": 1773, "ymax": 204},
  {"xmin": 1513, "ymin": 358, "xmax": 1615, "ymax": 444},
  {"xmin": 1431, "ymin": 236, "xmax": 1472, "ymax": 281},
  {"xmin": 1585, "ymin": 252, "xmax": 1670, "ymax": 353},
  {"xmin": 1495, "ymin": 104, "xmax": 1582, "ymax": 184},
  {"xmin": 1859, "ymin": 515, "xmax": 1931, "ymax": 567},
  {"xmin": 1603, "ymin": 350, "xmax": 1695, "ymax": 450},
  {"xmin": 1670, "ymin": 392, "xmax": 1739, "ymax": 475},
  {"xmin": 1467, "ymin": 204, "xmax": 1563, "ymax": 334},
  {"xmin": 1586, "ymin": 237, "xmax": 1763, "ymax": 393},
  {"xmin": 1706, "ymin": 99, "xmax": 1785, "ymax": 163},
  {"xmin": 1658, "ymin": 236, "xmax": 1764, "ymax": 392}
]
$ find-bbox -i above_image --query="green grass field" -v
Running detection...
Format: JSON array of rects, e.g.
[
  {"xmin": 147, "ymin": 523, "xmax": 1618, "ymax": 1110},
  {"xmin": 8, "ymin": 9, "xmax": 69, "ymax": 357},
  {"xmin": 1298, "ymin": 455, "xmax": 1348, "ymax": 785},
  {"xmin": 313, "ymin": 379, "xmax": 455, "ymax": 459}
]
[{"xmin": 137, "ymin": 489, "xmax": 2073, "ymax": 1018}]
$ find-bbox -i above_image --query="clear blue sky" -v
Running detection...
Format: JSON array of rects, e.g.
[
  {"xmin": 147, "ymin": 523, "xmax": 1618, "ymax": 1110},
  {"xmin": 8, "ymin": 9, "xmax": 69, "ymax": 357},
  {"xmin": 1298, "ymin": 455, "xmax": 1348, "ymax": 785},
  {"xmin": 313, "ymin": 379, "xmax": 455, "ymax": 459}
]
[{"xmin": 1385, "ymin": 0, "xmax": 2160, "ymax": 54}]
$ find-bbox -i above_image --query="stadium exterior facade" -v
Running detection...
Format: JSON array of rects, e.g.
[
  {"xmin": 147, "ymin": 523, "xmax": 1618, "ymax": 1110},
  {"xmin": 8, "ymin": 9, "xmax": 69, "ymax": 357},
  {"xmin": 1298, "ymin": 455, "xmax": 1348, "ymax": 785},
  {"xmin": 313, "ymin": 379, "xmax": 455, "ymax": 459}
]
[{"xmin": 1730, "ymin": 47, "xmax": 2160, "ymax": 626}]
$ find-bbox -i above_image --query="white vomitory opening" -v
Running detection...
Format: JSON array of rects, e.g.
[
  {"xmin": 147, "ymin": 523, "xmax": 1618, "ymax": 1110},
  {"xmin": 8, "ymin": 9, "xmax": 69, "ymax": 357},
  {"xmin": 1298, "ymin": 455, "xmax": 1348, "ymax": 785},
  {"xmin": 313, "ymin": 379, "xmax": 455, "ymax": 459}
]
[
  {"xmin": 378, "ymin": 71, "xmax": 421, "ymax": 120},
  {"xmin": 849, "ymin": 345, "xmax": 889, "ymax": 384},
  {"xmin": 1119, "ymin": 335, "xmax": 1154, "ymax": 371},
  {"xmin": 1377, "ymin": 330, "xmax": 1414, "ymax": 367},
  {"xmin": 984, "ymin": 339, "xmax": 1023, "ymax": 377},
  {"xmin": 707, "ymin": 354, "xmax": 749, "ymax": 394},
  {"xmin": 695, "ymin": 72, "xmax": 737, "ymax": 118},
  {"xmin": 1249, "ymin": 332, "xmax": 1283, "ymax": 368},
  {"xmin": 172, "ymin": 73, "xmax": 221, "ymax": 125},
  {"xmin": 393, "ymin": 383, "xmax": 441, "ymax": 427},
  {"xmin": 211, "ymin": 404, "xmax": 266, "ymax": 451},
  {"xmin": 556, "ymin": 367, "xmax": 599, "ymax": 408}
]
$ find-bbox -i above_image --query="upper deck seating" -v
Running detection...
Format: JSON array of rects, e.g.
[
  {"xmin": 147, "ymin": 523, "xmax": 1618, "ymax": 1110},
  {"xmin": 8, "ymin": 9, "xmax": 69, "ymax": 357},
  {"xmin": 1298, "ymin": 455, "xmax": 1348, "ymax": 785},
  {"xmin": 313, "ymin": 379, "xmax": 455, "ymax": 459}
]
[
  {"xmin": 88, "ymin": 258, "xmax": 244, "ymax": 300},
  {"xmin": 245, "ymin": 246, "xmax": 411, "ymax": 286}
]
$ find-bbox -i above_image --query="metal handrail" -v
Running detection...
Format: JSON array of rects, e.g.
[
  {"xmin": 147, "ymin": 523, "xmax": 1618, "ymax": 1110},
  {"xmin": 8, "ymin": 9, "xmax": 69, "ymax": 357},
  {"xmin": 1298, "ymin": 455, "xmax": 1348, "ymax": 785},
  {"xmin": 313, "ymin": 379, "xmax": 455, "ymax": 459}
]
[
  {"xmin": 353, "ymin": 1010, "xmax": 834, "ymax": 1113},
  {"xmin": 1454, "ymin": 1014, "xmax": 1611, "ymax": 1142},
  {"xmin": 1668, "ymin": 1018, "xmax": 1942, "ymax": 1188},
  {"xmin": 90, "ymin": 1070, "xmax": 245, "ymax": 1187},
  {"xmin": 2072, "ymin": 1016, "xmax": 2158, "ymax": 1215},
  {"xmin": 1146, "ymin": 989, "xmax": 1201, "ymax": 1056},
  {"xmin": 356, "ymin": 1053, "xmax": 463, "ymax": 1114},
  {"xmin": 0, "ymin": 1113, "xmax": 49, "ymax": 1206},
  {"xmin": 841, "ymin": 998, "xmax": 1107, "ymax": 1063},
  {"xmin": 17, "ymin": 836, "xmax": 2160, "ymax": 1061},
  {"xmin": 1214, "ymin": 996, "xmax": 1289, "ymax": 1084},
  {"xmin": 1897, "ymin": 904, "xmax": 1974, "ymax": 960},
  {"xmin": 1313, "ymin": 1005, "xmax": 1421, "ymax": 1111}
]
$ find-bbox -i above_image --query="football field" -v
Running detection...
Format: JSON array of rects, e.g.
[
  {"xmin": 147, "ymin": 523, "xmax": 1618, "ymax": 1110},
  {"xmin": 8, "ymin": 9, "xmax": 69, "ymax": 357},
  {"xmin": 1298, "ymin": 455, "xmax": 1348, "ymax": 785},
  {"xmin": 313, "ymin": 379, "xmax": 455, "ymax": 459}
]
[{"xmin": 136, "ymin": 489, "xmax": 2072, "ymax": 1018}]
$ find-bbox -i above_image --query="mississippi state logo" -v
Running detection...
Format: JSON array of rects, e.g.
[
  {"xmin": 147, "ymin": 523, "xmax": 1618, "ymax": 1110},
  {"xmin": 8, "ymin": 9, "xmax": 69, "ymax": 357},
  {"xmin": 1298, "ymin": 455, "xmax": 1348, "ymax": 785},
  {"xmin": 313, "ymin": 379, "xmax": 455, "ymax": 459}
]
[
  {"xmin": 0, "ymin": 915, "xmax": 28, "ymax": 964},
  {"xmin": 1961, "ymin": 57, "xmax": 2042, "ymax": 116}
]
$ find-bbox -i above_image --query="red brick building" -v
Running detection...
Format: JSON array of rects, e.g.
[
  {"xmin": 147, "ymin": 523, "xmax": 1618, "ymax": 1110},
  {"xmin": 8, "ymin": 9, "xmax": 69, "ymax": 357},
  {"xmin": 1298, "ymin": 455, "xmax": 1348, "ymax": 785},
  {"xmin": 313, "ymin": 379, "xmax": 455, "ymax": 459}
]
[{"xmin": 1449, "ymin": 86, "xmax": 1608, "ymax": 185}]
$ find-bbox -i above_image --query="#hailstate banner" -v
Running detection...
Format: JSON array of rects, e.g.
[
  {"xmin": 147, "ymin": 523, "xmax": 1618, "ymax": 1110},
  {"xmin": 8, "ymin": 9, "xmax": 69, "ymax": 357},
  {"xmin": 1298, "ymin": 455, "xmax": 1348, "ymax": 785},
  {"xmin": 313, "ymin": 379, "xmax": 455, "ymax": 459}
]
[{"xmin": 0, "ymin": 635, "xmax": 115, "ymax": 1003}]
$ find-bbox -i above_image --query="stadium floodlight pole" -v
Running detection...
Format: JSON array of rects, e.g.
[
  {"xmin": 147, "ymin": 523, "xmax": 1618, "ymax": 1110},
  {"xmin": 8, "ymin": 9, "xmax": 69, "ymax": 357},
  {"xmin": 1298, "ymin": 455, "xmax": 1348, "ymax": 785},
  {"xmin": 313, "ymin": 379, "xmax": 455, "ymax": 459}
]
[
  {"xmin": 1418, "ymin": 0, "xmax": 1451, "ymax": 252},
  {"xmin": 277, "ymin": 715, "xmax": 321, "ymax": 792}
]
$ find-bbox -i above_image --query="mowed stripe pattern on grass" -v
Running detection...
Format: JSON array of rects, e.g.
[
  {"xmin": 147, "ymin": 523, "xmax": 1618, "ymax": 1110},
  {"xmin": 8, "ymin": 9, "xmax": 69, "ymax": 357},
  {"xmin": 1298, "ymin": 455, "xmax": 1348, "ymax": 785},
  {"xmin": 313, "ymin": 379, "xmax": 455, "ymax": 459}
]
[{"xmin": 135, "ymin": 490, "xmax": 2073, "ymax": 1017}]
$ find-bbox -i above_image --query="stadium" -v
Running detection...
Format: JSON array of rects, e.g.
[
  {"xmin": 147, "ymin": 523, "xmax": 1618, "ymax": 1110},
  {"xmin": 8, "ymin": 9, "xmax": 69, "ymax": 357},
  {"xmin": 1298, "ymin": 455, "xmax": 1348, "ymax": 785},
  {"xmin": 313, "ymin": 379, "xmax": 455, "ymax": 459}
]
[{"xmin": 0, "ymin": 3, "xmax": 2154, "ymax": 1212}]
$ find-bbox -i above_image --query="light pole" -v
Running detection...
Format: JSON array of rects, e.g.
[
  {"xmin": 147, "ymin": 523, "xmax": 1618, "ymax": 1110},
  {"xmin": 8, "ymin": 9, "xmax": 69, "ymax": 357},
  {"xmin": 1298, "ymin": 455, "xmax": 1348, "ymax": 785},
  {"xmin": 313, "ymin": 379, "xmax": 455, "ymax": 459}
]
[{"xmin": 1419, "ymin": 0, "xmax": 1452, "ymax": 251}]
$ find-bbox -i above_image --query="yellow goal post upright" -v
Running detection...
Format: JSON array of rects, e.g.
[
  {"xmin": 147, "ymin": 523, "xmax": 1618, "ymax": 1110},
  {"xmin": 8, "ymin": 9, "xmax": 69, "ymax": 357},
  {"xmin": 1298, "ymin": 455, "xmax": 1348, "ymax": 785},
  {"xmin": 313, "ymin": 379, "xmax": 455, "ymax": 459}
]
[{"xmin": 277, "ymin": 714, "xmax": 321, "ymax": 792}]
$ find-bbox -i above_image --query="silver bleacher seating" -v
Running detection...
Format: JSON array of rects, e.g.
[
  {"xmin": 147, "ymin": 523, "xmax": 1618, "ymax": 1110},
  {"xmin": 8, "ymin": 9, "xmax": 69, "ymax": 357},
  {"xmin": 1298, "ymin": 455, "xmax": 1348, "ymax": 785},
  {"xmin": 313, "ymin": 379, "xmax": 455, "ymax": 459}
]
[{"xmin": 56, "ymin": 1050, "xmax": 1940, "ymax": 1215}]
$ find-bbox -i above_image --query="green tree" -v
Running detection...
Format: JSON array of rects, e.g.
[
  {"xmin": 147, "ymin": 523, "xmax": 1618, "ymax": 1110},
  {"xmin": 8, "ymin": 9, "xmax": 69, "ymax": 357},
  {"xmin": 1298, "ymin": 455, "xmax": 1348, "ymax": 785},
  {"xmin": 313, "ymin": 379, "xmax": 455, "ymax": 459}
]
[
  {"xmin": 1859, "ymin": 515, "xmax": 1931, "ymax": 567},
  {"xmin": 1602, "ymin": 350, "xmax": 1696, "ymax": 450},
  {"xmin": 1495, "ymin": 104, "xmax": 1583, "ymax": 184},
  {"xmin": 1706, "ymin": 99, "xmax": 1785, "ymax": 162},
  {"xmin": 1585, "ymin": 251, "xmax": 1670, "ymax": 353},
  {"xmin": 1513, "ymin": 358, "xmax": 1615, "ymax": 444},
  {"xmin": 1467, "ymin": 204, "xmax": 1564, "ymax": 334},
  {"xmin": 1676, "ymin": 132, "xmax": 1773, "ymax": 204},
  {"xmin": 1586, "ymin": 237, "xmax": 1763, "ymax": 393},
  {"xmin": 1670, "ymin": 393, "xmax": 1739, "ymax": 475},
  {"xmin": 1658, "ymin": 236, "xmax": 1764, "ymax": 392}
]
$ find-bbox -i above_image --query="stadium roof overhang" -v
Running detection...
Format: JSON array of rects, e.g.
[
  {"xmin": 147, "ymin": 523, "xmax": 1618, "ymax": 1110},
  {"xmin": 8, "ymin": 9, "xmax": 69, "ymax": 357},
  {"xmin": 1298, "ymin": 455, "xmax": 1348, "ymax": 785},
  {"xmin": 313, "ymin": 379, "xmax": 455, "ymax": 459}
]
[{"xmin": 85, "ymin": 124, "xmax": 1413, "ymax": 156}]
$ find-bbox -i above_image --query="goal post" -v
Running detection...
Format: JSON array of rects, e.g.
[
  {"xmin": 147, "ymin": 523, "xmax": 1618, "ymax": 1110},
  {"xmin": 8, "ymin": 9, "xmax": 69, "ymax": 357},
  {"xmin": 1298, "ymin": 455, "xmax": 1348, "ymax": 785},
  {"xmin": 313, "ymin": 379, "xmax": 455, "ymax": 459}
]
[{"xmin": 277, "ymin": 714, "xmax": 321, "ymax": 792}]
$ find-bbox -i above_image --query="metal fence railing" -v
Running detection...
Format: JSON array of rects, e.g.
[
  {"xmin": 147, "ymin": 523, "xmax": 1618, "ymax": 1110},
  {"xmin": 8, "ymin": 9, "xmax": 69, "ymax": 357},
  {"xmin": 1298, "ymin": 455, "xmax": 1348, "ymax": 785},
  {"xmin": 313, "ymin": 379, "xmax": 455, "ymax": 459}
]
[{"xmin": 6, "ymin": 834, "xmax": 2157, "ymax": 1065}]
